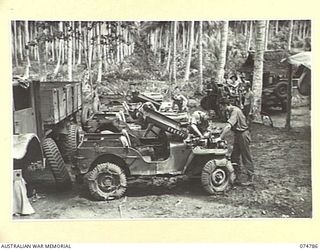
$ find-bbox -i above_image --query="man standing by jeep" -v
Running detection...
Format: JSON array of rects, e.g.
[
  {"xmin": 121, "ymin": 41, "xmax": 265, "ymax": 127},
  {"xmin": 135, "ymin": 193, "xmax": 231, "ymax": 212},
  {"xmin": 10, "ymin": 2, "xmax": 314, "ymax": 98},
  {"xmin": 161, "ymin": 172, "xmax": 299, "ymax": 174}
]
[{"xmin": 218, "ymin": 98, "xmax": 254, "ymax": 186}]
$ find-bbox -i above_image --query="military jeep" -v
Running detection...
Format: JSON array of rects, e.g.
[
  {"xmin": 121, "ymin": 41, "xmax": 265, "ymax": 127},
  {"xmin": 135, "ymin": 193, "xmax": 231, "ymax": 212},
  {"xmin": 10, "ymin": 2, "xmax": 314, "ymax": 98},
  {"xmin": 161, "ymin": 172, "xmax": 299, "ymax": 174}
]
[{"xmin": 73, "ymin": 106, "xmax": 235, "ymax": 200}]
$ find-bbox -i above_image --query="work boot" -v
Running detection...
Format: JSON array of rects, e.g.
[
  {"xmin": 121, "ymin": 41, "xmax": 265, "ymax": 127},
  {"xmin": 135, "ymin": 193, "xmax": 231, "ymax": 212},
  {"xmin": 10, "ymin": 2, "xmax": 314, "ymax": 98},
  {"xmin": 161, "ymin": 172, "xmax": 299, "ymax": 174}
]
[{"xmin": 241, "ymin": 174, "xmax": 254, "ymax": 186}]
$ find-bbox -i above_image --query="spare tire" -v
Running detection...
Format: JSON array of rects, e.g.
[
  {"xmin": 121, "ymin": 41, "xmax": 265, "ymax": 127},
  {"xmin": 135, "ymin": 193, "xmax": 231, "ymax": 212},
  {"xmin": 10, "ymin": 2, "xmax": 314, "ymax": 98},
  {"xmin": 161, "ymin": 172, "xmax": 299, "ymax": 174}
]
[
  {"xmin": 274, "ymin": 81, "xmax": 288, "ymax": 99},
  {"xmin": 42, "ymin": 138, "xmax": 72, "ymax": 190}
]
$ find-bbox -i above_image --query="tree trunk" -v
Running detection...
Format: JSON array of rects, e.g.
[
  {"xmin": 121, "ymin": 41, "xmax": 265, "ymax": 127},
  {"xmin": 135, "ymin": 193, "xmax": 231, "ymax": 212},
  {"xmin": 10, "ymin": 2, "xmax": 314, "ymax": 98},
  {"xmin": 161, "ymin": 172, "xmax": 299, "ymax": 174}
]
[
  {"xmin": 77, "ymin": 21, "xmax": 82, "ymax": 65},
  {"xmin": 173, "ymin": 21, "xmax": 177, "ymax": 85},
  {"xmin": 37, "ymin": 25, "xmax": 47, "ymax": 81},
  {"xmin": 158, "ymin": 25, "xmax": 163, "ymax": 63},
  {"xmin": 61, "ymin": 24, "xmax": 65, "ymax": 64},
  {"xmin": 244, "ymin": 21, "xmax": 248, "ymax": 38},
  {"xmin": 96, "ymin": 22, "xmax": 102, "ymax": 84},
  {"xmin": 298, "ymin": 21, "xmax": 303, "ymax": 38},
  {"xmin": 165, "ymin": 28, "xmax": 171, "ymax": 73},
  {"xmin": 109, "ymin": 22, "xmax": 115, "ymax": 64},
  {"xmin": 285, "ymin": 64, "xmax": 293, "ymax": 130},
  {"xmin": 13, "ymin": 21, "xmax": 19, "ymax": 66},
  {"xmin": 102, "ymin": 22, "xmax": 108, "ymax": 71},
  {"xmin": 246, "ymin": 21, "xmax": 253, "ymax": 51},
  {"xmin": 216, "ymin": 21, "xmax": 228, "ymax": 85},
  {"xmin": 67, "ymin": 21, "xmax": 73, "ymax": 81},
  {"xmin": 50, "ymin": 25, "xmax": 55, "ymax": 62},
  {"xmin": 184, "ymin": 21, "xmax": 194, "ymax": 82},
  {"xmin": 288, "ymin": 20, "xmax": 293, "ymax": 51},
  {"xmin": 116, "ymin": 22, "xmax": 120, "ymax": 63},
  {"xmin": 88, "ymin": 22, "xmax": 94, "ymax": 70},
  {"xmin": 264, "ymin": 20, "xmax": 269, "ymax": 50},
  {"xmin": 105, "ymin": 22, "xmax": 111, "ymax": 64},
  {"xmin": 198, "ymin": 21, "xmax": 203, "ymax": 92},
  {"xmin": 182, "ymin": 22, "xmax": 186, "ymax": 58},
  {"xmin": 53, "ymin": 22, "xmax": 63, "ymax": 77},
  {"xmin": 252, "ymin": 20, "xmax": 266, "ymax": 121},
  {"xmin": 275, "ymin": 20, "xmax": 279, "ymax": 35},
  {"xmin": 24, "ymin": 21, "xmax": 31, "ymax": 78},
  {"xmin": 303, "ymin": 21, "xmax": 307, "ymax": 39},
  {"xmin": 17, "ymin": 22, "xmax": 24, "ymax": 62},
  {"xmin": 119, "ymin": 22, "xmax": 124, "ymax": 62},
  {"xmin": 72, "ymin": 21, "xmax": 76, "ymax": 66}
]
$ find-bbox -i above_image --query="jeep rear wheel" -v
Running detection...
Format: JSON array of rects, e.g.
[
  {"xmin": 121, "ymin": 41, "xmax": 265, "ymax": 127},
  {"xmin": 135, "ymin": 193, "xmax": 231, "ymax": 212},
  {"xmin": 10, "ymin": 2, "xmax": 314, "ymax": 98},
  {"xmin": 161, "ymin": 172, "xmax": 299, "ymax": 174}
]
[
  {"xmin": 201, "ymin": 160, "xmax": 235, "ymax": 194},
  {"xmin": 87, "ymin": 162, "xmax": 127, "ymax": 201},
  {"xmin": 59, "ymin": 124, "xmax": 80, "ymax": 163},
  {"xmin": 42, "ymin": 138, "xmax": 72, "ymax": 190}
]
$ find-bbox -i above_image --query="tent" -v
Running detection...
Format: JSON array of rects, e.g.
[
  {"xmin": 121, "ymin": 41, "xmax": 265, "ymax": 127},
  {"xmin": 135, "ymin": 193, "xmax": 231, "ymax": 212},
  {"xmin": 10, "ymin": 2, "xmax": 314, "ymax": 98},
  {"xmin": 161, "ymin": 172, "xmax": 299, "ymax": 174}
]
[
  {"xmin": 284, "ymin": 52, "xmax": 311, "ymax": 70},
  {"xmin": 282, "ymin": 52, "xmax": 311, "ymax": 96},
  {"xmin": 282, "ymin": 51, "xmax": 311, "ymax": 130}
]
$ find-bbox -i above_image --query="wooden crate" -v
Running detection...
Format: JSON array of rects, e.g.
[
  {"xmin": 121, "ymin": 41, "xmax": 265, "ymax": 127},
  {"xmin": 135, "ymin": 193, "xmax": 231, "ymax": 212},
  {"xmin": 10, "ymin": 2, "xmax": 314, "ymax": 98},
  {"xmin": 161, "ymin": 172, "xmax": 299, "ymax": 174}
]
[{"xmin": 39, "ymin": 81, "xmax": 82, "ymax": 125}]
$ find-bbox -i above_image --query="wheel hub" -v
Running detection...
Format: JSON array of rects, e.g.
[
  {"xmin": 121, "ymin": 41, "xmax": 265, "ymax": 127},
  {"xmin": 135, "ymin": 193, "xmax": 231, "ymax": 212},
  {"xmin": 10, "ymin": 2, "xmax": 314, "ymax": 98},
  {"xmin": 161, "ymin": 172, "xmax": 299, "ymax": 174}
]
[
  {"xmin": 97, "ymin": 173, "xmax": 118, "ymax": 192},
  {"xmin": 211, "ymin": 169, "xmax": 226, "ymax": 186}
]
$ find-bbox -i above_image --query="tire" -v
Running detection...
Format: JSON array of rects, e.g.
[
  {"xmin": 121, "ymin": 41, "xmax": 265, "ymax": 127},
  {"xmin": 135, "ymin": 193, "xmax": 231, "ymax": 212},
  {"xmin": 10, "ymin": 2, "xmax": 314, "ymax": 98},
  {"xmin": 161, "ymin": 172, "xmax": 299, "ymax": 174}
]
[
  {"xmin": 201, "ymin": 159, "xmax": 235, "ymax": 194},
  {"xmin": 87, "ymin": 162, "xmax": 127, "ymax": 201},
  {"xmin": 42, "ymin": 138, "xmax": 72, "ymax": 189},
  {"xmin": 274, "ymin": 81, "xmax": 288, "ymax": 99},
  {"xmin": 81, "ymin": 105, "xmax": 92, "ymax": 130},
  {"xmin": 59, "ymin": 124, "xmax": 80, "ymax": 163}
]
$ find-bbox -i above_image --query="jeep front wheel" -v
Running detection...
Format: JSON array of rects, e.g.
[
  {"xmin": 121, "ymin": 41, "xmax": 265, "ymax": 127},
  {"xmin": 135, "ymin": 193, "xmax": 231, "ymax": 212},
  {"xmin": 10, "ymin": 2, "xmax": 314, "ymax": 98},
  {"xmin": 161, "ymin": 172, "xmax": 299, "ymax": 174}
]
[
  {"xmin": 42, "ymin": 138, "xmax": 72, "ymax": 190},
  {"xmin": 201, "ymin": 160, "xmax": 235, "ymax": 194},
  {"xmin": 87, "ymin": 162, "xmax": 127, "ymax": 201}
]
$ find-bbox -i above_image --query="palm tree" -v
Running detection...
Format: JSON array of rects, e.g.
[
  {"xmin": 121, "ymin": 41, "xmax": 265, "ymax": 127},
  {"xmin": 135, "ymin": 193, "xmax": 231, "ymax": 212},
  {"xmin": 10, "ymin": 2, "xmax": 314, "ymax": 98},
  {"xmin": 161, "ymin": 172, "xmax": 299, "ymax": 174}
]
[
  {"xmin": 288, "ymin": 20, "xmax": 293, "ymax": 51},
  {"xmin": 173, "ymin": 21, "xmax": 177, "ymax": 84},
  {"xmin": 184, "ymin": 21, "xmax": 194, "ymax": 82},
  {"xmin": 24, "ymin": 21, "xmax": 31, "ymax": 78},
  {"xmin": 216, "ymin": 21, "xmax": 228, "ymax": 85},
  {"xmin": 53, "ymin": 21, "xmax": 63, "ymax": 77},
  {"xmin": 252, "ymin": 20, "xmax": 266, "ymax": 120},
  {"xmin": 96, "ymin": 22, "xmax": 102, "ymax": 84},
  {"xmin": 198, "ymin": 21, "xmax": 203, "ymax": 91},
  {"xmin": 67, "ymin": 21, "xmax": 73, "ymax": 81}
]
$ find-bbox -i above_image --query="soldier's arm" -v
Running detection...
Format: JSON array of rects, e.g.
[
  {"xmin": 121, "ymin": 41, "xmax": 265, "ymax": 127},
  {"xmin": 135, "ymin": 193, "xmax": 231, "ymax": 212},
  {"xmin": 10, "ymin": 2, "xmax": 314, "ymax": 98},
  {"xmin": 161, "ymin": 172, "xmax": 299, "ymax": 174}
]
[
  {"xmin": 191, "ymin": 123, "xmax": 203, "ymax": 137},
  {"xmin": 220, "ymin": 123, "xmax": 231, "ymax": 139}
]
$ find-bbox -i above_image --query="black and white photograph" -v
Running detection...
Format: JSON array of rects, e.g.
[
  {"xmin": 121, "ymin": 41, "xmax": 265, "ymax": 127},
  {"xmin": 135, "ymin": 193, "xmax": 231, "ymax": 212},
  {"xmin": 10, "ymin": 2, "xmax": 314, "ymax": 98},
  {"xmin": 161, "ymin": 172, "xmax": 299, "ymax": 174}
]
[{"xmin": 12, "ymin": 20, "xmax": 312, "ymax": 220}]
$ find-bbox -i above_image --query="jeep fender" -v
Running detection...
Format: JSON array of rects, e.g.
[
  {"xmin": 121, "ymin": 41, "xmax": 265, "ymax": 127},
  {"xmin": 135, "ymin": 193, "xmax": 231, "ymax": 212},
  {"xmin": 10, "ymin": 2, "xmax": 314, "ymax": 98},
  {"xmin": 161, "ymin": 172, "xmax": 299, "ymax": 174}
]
[
  {"xmin": 13, "ymin": 134, "xmax": 43, "ymax": 160},
  {"xmin": 192, "ymin": 146, "xmax": 228, "ymax": 156},
  {"xmin": 213, "ymin": 158, "xmax": 234, "ymax": 174}
]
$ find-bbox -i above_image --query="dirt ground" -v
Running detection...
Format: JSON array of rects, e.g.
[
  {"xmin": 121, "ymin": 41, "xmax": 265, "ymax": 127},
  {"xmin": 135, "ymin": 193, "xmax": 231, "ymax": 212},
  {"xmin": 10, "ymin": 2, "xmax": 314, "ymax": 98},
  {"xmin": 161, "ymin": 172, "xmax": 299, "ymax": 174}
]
[{"xmin": 15, "ymin": 105, "xmax": 311, "ymax": 219}]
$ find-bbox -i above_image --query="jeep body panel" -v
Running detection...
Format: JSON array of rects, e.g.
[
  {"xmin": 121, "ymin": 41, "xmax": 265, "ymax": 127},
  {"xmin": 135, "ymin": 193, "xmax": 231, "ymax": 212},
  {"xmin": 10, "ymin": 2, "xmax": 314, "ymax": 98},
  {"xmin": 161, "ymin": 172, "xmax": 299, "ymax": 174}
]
[{"xmin": 75, "ymin": 133, "xmax": 193, "ymax": 175}]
